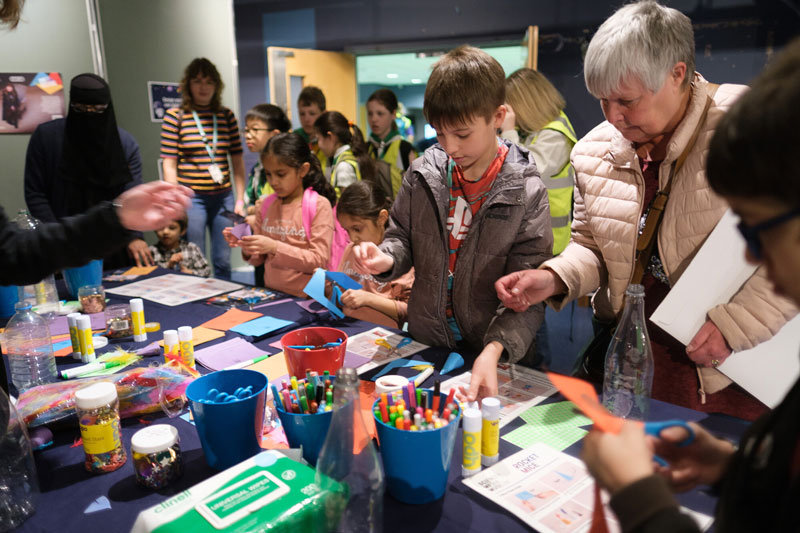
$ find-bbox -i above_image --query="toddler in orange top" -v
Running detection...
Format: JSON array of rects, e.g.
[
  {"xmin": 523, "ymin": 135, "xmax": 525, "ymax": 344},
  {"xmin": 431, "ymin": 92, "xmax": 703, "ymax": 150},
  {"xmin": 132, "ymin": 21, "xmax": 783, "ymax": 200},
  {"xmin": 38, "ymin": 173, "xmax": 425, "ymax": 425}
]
[
  {"xmin": 223, "ymin": 132, "xmax": 336, "ymax": 296},
  {"xmin": 336, "ymin": 181, "xmax": 413, "ymax": 328}
]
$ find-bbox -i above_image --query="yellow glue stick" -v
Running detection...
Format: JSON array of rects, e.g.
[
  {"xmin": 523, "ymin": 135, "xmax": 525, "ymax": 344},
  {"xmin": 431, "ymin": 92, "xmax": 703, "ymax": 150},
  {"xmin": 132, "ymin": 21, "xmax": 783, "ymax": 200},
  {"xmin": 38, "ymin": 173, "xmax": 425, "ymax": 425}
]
[
  {"xmin": 67, "ymin": 313, "xmax": 82, "ymax": 360},
  {"xmin": 163, "ymin": 330, "xmax": 180, "ymax": 364},
  {"xmin": 462, "ymin": 407, "xmax": 482, "ymax": 477},
  {"xmin": 77, "ymin": 314, "xmax": 95, "ymax": 363},
  {"xmin": 130, "ymin": 298, "xmax": 147, "ymax": 342},
  {"xmin": 178, "ymin": 326, "xmax": 195, "ymax": 369},
  {"xmin": 481, "ymin": 397, "xmax": 500, "ymax": 467}
]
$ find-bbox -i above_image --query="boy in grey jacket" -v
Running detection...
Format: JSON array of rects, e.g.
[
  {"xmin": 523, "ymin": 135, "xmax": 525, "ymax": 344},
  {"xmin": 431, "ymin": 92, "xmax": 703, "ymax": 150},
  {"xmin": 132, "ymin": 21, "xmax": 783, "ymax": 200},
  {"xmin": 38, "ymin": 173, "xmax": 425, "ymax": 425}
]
[{"xmin": 352, "ymin": 45, "xmax": 553, "ymax": 403}]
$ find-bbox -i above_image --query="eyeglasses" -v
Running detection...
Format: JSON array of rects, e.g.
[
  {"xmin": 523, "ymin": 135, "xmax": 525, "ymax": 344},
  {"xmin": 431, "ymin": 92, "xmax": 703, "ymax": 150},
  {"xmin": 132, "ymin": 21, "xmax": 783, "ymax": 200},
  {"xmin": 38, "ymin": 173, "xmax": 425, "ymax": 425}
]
[
  {"xmin": 242, "ymin": 127, "xmax": 269, "ymax": 135},
  {"xmin": 70, "ymin": 102, "xmax": 109, "ymax": 114},
  {"xmin": 737, "ymin": 207, "xmax": 800, "ymax": 260}
]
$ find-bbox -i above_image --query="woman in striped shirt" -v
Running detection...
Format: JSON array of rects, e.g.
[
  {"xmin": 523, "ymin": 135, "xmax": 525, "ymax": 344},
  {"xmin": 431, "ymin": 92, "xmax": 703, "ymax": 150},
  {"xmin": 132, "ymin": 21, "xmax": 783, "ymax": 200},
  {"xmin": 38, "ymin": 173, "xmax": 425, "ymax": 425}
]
[{"xmin": 160, "ymin": 57, "xmax": 245, "ymax": 279}]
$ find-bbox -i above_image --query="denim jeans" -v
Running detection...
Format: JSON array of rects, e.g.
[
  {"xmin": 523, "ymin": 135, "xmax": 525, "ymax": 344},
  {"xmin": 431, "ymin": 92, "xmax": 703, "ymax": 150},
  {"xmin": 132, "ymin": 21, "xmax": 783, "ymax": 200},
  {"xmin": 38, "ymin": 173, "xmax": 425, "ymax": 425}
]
[{"xmin": 186, "ymin": 191, "xmax": 233, "ymax": 280}]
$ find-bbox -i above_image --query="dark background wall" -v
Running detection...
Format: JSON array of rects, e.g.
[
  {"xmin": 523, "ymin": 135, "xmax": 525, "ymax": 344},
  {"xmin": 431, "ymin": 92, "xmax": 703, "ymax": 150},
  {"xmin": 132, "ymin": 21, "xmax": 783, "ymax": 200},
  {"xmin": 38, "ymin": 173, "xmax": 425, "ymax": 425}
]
[{"xmin": 234, "ymin": 0, "xmax": 800, "ymax": 159}]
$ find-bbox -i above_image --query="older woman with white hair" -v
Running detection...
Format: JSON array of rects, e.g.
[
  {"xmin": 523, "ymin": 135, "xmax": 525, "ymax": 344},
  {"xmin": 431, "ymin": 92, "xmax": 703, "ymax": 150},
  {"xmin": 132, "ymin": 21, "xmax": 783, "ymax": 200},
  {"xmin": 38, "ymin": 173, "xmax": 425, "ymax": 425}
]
[{"xmin": 495, "ymin": 0, "xmax": 795, "ymax": 420}]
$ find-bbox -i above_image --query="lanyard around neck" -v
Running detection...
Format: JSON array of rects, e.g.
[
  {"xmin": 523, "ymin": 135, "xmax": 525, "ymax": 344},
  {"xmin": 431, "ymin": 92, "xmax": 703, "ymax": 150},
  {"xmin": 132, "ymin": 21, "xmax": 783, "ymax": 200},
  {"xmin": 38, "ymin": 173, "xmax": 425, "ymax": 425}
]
[{"xmin": 192, "ymin": 110, "xmax": 218, "ymax": 160}]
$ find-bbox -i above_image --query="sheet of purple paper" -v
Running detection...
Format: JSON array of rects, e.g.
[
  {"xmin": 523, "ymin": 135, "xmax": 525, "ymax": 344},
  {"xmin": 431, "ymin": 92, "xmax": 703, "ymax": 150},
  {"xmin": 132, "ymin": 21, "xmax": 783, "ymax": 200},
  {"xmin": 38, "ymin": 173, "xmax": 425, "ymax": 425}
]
[
  {"xmin": 251, "ymin": 297, "xmax": 293, "ymax": 310},
  {"xmin": 296, "ymin": 299, "xmax": 329, "ymax": 314},
  {"xmin": 344, "ymin": 351, "xmax": 371, "ymax": 368},
  {"xmin": 48, "ymin": 312, "xmax": 105, "ymax": 336},
  {"xmin": 89, "ymin": 312, "xmax": 105, "ymax": 330},
  {"xmin": 194, "ymin": 337, "xmax": 269, "ymax": 371},
  {"xmin": 230, "ymin": 222, "xmax": 252, "ymax": 239}
]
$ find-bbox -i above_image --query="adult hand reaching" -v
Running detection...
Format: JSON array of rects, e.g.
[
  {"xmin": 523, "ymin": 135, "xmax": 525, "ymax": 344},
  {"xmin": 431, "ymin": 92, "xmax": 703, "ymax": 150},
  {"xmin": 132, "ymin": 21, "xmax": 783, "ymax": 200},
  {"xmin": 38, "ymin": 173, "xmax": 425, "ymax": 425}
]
[
  {"xmin": 686, "ymin": 320, "xmax": 732, "ymax": 368},
  {"xmin": 127, "ymin": 238, "xmax": 153, "ymax": 267},
  {"xmin": 495, "ymin": 269, "xmax": 566, "ymax": 312},
  {"xmin": 114, "ymin": 181, "xmax": 193, "ymax": 232},
  {"xmin": 352, "ymin": 242, "xmax": 394, "ymax": 275}
]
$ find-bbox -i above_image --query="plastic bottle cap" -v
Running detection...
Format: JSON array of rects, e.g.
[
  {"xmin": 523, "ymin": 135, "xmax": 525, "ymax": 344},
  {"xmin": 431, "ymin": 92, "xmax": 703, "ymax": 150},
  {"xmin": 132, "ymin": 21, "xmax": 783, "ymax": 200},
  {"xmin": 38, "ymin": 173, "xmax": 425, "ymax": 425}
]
[
  {"xmin": 481, "ymin": 397, "xmax": 501, "ymax": 419},
  {"xmin": 131, "ymin": 424, "xmax": 178, "ymax": 454},
  {"xmin": 76, "ymin": 315, "xmax": 92, "ymax": 329},
  {"xmin": 130, "ymin": 298, "xmax": 144, "ymax": 312},
  {"xmin": 92, "ymin": 336, "xmax": 108, "ymax": 349},
  {"xmin": 75, "ymin": 381, "xmax": 118, "ymax": 409},
  {"xmin": 66, "ymin": 313, "xmax": 81, "ymax": 326},
  {"xmin": 177, "ymin": 326, "xmax": 193, "ymax": 341},
  {"xmin": 163, "ymin": 330, "xmax": 179, "ymax": 345}
]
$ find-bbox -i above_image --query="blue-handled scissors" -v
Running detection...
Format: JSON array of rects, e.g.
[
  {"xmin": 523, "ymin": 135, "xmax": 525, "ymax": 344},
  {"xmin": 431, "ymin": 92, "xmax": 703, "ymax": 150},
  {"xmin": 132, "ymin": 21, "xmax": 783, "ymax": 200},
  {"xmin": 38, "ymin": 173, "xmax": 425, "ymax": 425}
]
[{"xmin": 644, "ymin": 419, "xmax": 695, "ymax": 466}]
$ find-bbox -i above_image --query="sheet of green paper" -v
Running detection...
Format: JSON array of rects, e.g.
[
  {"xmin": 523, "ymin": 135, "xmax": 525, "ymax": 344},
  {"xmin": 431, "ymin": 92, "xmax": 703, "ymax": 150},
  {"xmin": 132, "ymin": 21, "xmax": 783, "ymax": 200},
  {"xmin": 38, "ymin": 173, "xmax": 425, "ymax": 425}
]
[
  {"xmin": 520, "ymin": 401, "xmax": 593, "ymax": 429},
  {"xmin": 502, "ymin": 424, "xmax": 588, "ymax": 451}
]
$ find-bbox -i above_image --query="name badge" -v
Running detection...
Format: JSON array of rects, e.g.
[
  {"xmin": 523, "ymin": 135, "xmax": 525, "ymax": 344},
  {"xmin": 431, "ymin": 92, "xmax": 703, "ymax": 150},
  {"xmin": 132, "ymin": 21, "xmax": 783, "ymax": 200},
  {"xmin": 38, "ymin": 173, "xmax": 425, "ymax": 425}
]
[{"xmin": 208, "ymin": 163, "xmax": 224, "ymax": 184}]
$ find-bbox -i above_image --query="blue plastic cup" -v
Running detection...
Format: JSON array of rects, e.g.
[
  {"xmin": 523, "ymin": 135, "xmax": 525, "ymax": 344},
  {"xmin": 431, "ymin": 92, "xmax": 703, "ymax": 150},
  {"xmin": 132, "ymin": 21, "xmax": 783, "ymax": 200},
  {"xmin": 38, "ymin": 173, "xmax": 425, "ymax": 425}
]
[
  {"xmin": 63, "ymin": 259, "xmax": 103, "ymax": 298},
  {"xmin": 373, "ymin": 391, "xmax": 462, "ymax": 504},
  {"xmin": 186, "ymin": 369, "xmax": 268, "ymax": 470},
  {"xmin": 275, "ymin": 405, "xmax": 333, "ymax": 466},
  {"xmin": 0, "ymin": 285, "xmax": 19, "ymax": 318}
]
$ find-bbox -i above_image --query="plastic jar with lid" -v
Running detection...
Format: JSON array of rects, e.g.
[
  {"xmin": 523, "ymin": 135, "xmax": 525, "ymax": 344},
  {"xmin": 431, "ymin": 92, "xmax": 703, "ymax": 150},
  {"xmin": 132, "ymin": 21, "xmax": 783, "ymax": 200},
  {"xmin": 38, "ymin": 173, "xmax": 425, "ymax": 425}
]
[
  {"xmin": 78, "ymin": 285, "xmax": 106, "ymax": 314},
  {"xmin": 104, "ymin": 303, "xmax": 133, "ymax": 338},
  {"xmin": 74, "ymin": 382, "xmax": 127, "ymax": 473},
  {"xmin": 131, "ymin": 425, "xmax": 182, "ymax": 489}
]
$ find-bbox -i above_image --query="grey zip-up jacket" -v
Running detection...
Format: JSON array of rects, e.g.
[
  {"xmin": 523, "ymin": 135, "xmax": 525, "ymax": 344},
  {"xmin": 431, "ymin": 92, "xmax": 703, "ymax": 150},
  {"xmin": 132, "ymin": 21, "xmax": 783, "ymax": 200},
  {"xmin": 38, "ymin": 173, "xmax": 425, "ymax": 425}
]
[{"xmin": 376, "ymin": 140, "xmax": 553, "ymax": 363}]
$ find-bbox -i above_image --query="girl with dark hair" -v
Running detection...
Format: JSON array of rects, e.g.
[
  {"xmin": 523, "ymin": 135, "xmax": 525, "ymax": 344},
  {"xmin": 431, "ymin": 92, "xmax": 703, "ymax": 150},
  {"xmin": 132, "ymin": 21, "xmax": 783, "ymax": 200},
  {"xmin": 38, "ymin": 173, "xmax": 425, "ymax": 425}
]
[
  {"xmin": 160, "ymin": 57, "xmax": 244, "ymax": 280},
  {"xmin": 314, "ymin": 111, "xmax": 376, "ymax": 197},
  {"xmin": 222, "ymin": 132, "xmax": 335, "ymax": 296},
  {"xmin": 242, "ymin": 103, "xmax": 291, "ymax": 287},
  {"xmin": 367, "ymin": 88, "xmax": 417, "ymax": 197},
  {"xmin": 336, "ymin": 181, "xmax": 413, "ymax": 328}
]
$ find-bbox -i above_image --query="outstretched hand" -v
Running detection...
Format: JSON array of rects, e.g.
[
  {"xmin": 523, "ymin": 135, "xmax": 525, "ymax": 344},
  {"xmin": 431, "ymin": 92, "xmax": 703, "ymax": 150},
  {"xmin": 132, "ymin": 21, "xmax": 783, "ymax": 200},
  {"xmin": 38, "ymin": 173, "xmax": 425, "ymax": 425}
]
[
  {"xmin": 352, "ymin": 242, "xmax": 394, "ymax": 275},
  {"xmin": 495, "ymin": 269, "xmax": 565, "ymax": 312},
  {"xmin": 115, "ymin": 182, "xmax": 193, "ymax": 232}
]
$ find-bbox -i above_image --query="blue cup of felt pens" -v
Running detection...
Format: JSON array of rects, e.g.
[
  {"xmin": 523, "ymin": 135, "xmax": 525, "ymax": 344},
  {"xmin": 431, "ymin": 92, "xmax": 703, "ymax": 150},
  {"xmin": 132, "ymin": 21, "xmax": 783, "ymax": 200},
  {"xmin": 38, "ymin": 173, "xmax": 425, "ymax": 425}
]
[
  {"xmin": 373, "ymin": 389, "xmax": 462, "ymax": 504},
  {"xmin": 185, "ymin": 369, "xmax": 267, "ymax": 470},
  {"xmin": 273, "ymin": 374, "xmax": 336, "ymax": 466}
]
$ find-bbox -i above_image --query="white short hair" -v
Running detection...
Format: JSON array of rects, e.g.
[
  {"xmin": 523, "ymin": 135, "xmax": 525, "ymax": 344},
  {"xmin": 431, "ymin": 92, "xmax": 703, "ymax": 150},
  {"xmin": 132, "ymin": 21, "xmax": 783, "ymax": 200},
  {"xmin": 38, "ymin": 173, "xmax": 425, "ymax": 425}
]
[{"xmin": 584, "ymin": 1, "xmax": 695, "ymax": 98}]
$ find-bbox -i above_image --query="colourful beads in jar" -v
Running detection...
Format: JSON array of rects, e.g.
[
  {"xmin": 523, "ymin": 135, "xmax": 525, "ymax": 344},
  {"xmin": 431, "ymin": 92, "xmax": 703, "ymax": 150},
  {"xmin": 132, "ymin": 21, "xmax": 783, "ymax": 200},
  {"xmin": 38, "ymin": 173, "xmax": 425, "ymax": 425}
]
[
  {"xmin": 131, "ymin": 425, "xmax": 182, "ymax": 489},
  {"xmin": 74, "ymin": 382, "xmax": 127, "ymax": 473}
]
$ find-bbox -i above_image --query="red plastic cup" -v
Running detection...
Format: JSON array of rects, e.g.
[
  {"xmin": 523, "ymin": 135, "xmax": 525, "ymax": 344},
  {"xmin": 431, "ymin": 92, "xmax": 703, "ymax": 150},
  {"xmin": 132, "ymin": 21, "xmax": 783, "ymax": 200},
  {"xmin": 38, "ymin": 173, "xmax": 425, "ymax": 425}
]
[{"xmin": 281, "ymin": 327, "xmax": 347, "ymax": 378}]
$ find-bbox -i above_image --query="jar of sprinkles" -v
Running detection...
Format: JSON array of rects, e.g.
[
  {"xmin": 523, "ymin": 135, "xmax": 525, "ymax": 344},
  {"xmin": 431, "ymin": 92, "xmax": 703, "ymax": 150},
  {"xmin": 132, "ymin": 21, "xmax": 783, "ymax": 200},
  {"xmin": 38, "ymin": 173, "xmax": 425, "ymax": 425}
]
[
  {"xmin": 75, "ymin": 382, "xmax": 127, "ymax": 473},
  {"xmin": 131, "ymin": 425, "xmax": 182, "ymax": 489}
]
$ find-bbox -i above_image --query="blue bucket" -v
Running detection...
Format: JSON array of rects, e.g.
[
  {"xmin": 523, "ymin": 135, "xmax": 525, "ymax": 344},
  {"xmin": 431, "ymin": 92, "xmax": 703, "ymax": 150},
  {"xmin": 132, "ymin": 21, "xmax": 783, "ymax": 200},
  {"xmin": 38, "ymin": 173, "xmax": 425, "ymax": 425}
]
[
  {"xmin": 63, "ymin": 259, "xmax": 103, "ymax": 298},
  {"xmin": 275, "ymin": 404, "xmax": 333, "ymax": 466},
  {"xmin": 0, "ymin": 285, "xmax": 19, "ymax": 318},
  {"xmin": 186, "ymin": 369, "xmax": 268, "ymax": 470},
  {"xmin": 374, "ymin": 391, "xmax": 462, "ymax": 504}
]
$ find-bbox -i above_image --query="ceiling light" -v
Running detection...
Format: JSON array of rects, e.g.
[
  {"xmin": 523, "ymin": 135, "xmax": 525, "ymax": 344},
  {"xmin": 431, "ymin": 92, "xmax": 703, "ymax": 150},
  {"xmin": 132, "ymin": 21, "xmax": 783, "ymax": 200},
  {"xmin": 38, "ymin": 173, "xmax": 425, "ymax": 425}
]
[
  {"xmin": 386, "ymin": 73, "xmax": 399, "ymax": 79},
  {"xmin": 411, "ymin": 78, "xmax": 422, "ymax": 84}
]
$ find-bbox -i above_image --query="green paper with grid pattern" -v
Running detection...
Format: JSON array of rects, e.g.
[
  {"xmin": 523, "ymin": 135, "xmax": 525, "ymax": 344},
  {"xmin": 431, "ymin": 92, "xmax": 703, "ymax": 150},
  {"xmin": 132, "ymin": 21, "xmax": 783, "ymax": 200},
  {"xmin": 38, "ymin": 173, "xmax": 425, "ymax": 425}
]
[{"xmin": 502, "ymin": 401, "xmax": 592, "ymax": 450}]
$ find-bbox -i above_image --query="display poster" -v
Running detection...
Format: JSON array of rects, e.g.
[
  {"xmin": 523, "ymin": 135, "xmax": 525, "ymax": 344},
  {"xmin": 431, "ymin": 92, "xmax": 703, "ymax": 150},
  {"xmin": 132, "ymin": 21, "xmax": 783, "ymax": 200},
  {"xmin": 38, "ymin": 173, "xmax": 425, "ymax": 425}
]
[
  {"xmin": 0, "ymin": 72, "xmax": 64, "ymax": 133},
  {"xmin": 147, "ymin": 81, "xmax": 181, "ymax": 122}
]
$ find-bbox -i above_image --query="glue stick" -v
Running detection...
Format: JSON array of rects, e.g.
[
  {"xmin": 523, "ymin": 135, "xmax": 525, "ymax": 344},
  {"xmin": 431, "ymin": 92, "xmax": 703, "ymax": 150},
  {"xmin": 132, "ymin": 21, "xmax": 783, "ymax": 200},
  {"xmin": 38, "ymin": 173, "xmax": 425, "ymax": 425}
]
[
  {"xmin": 67, "ymin": 312, "xmax": 82, "ymax": 360},
  {"xmin": 177, "ymin": 326, "xmax": 195, "ymax": 369},
  {"xmin": 481, "ymin": 397, "xmax": 500, "ymax": 467},
  {"xmin": 462, "ymin": 407, "xmax": 482, "ymax": 477},
  {"xmin": 163, "ymin": 330, "xmax": 179, "ymax": 364},
  {"xmin": 76, "ymin": 314, "xmax": 96, "ymax": 363},
  {"xmin": 130, "ymin": 298, "xmax": 147, "ymax": 342}
]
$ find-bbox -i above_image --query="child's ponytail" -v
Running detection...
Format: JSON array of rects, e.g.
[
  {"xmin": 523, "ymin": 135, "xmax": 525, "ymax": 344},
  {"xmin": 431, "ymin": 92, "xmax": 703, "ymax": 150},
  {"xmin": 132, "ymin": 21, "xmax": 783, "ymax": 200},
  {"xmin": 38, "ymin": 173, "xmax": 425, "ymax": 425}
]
[
  {"xmin": 314, "ymin": 111, "xmax": 378, "ymax": 183},
  {"xmin": 263, "ymin": 132, "xmax": 337, "ymax": 207}
]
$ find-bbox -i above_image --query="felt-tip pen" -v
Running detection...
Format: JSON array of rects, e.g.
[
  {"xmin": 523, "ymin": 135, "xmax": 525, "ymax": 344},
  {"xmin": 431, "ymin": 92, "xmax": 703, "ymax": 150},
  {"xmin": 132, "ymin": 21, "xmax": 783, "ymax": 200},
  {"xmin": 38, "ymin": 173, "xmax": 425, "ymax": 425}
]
[{"xmin": 223, "ymin": 353, "xmax": 271, "ymax": 370}]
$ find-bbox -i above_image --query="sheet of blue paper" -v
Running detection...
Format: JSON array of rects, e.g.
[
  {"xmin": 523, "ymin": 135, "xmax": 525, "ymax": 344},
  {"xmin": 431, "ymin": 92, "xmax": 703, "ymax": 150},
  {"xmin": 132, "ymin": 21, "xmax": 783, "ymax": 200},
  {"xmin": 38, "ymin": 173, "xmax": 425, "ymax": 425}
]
[
  {"xmin": 325, "ymin": 270, "xmax": 362, "ymax": 290},
  {"xmin": 441, "ymin": 352, "xmax": 465, "ymax": 375},
  {"xmin": 51, "ymin": 339, "xmax": 72, "ymax": 352},
  {"xmin": 302, "ymin": 268, "xmax": 344, "ymax": 319},
  {"xmin": 230, "ymin": 315, "xmax": 296, "ymax": 337},
  {"xmin": 371, "ymin": 357, "xmax": 429, "ymax": 380}
]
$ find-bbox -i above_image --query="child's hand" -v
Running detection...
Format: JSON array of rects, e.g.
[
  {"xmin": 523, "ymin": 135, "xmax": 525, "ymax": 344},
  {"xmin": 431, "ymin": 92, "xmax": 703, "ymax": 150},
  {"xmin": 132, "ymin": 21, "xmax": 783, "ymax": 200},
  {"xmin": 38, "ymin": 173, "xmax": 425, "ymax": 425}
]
[
  {"xmin": 244, "ymin": 214, "xmax": 258, "ymax": 231},
  {"xmin": 352, "ymin": 242, "xmax": 394, "ymax": 275},
  {"xmin": 340, "ymin": 289, "xmax": 373, "ymax": 309},
  {"xmin": 240, "ymin": 235, "xmax": 277, "ymax": 256},
  {"xmin": 458, "ymin": 341, "xmax": 503, "ymax": 404},
  {"xmin": 495, "ymin": 269, "xmax": 566, "ymax": 312},
  {"xmin": 167, "ymin": 252, "xmax": 183, "ymax": 269},
  {"xmin": 127, "ymin": 238, "xmax": 154, "ymax": 267},
  {"xmin": 222, "ymin": 227, "xmax": 240, "ymax": 248}
]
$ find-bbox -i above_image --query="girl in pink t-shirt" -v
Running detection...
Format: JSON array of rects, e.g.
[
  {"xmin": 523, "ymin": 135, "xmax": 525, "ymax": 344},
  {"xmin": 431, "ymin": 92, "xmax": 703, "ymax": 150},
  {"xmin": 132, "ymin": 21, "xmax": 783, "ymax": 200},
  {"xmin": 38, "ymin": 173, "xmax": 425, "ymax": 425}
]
[
  {"xmin": 223, "ymin": 132, "xmax": 336, "ymax": 296},
  {"xmin": 336, "ymin": 181, "xmax": 414, "ymax": 328}
]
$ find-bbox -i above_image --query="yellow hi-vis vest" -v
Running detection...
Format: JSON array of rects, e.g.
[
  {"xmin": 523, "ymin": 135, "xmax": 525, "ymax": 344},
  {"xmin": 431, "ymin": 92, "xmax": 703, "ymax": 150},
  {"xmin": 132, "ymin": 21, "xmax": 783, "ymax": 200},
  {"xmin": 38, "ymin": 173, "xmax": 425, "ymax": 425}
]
[
  {"xmin": 368, "ymin": 136, "xmax": 415, "ymax": 198},
  {"xmin": 331, "ymin": 148, "xmax": 362, "ymax": 198},
  {"xmin": 533, "ymin": 111, "xmax": 577, "ymax": 255}
]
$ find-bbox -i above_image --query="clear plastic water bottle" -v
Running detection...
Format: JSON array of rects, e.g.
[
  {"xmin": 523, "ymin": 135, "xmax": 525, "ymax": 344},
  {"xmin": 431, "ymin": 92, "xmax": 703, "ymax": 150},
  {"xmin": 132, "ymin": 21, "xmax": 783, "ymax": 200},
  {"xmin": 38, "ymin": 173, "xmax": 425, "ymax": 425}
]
[
  {"xmin": 0, "ymin": 386, "xmax": 39, "ymax": 531},
  {"xmin": 13, "ymin": 211, "xmax": 58, "ymax": 316},
  {"xmin": 2, "ymin": 303, "xmax": 57, "ymax": 391},
  {"xmin": 602, "ymin": 284, "xmax": 655, "ymax": 421},
  {"xmin": 316, "ymin": 367, "xmax": 384, "ymax": 532}
]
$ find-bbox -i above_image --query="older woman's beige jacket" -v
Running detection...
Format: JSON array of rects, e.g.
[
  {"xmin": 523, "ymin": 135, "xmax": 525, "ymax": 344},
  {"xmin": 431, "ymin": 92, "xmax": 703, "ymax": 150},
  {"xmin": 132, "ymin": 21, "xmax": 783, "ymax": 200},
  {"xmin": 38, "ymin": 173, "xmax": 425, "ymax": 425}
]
[{"xmin": 544, "ymin": 75, "xmax": 796, "ymax": 393}]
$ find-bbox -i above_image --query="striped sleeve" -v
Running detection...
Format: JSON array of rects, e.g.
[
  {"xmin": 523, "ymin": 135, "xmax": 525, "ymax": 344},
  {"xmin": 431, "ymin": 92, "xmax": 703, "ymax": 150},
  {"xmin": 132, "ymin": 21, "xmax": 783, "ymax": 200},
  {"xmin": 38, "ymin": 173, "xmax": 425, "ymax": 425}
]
[
  {"xmin": 225, "ymin": 108, "xmax": 243, "ymax": 155},
  {"xmin": 160, "ymin": 108, "xmax": 181, "ymax": 159}
]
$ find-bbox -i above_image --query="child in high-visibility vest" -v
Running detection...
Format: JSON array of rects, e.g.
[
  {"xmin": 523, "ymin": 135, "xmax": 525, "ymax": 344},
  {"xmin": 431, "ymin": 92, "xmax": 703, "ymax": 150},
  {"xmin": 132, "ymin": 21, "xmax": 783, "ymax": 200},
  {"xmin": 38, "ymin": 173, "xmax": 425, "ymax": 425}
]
[
  {"xmin": 314, "ymin": 111, "xmax": 377, "ymax": 197},
  {"xmin": 367, "ymin": 88, "xmax": 417, "ymax": 198}
]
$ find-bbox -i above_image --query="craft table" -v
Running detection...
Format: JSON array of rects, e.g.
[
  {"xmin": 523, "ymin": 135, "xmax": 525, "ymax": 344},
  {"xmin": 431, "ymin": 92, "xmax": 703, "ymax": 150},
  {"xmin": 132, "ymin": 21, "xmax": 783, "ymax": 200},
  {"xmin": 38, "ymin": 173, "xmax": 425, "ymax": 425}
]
[{"xmin": 6, "ymin": 270, "xmax": 748, "ymax": 532}]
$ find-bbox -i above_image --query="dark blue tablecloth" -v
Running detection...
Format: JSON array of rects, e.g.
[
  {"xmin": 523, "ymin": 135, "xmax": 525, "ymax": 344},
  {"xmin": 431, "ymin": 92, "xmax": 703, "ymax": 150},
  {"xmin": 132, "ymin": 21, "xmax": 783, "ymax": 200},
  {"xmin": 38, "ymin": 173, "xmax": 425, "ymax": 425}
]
[{"xmin": 9, "ymin": 269, "xmax": 749, "ymax": 532}]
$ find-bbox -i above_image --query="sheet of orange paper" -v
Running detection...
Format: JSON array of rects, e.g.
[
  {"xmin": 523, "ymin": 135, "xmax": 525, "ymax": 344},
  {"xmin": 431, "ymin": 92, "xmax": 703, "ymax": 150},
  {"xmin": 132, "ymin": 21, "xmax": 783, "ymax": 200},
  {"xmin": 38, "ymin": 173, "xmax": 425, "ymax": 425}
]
[
  {"xmin": 359, "ymin": 380, "xmax": 378, "ymax": 441},
  {"xmin": 158, "ymin": 326, "xmax": 224, "ymax": 347},
  {"xmin": 123, "ymin": 266, "xmax": 158, "ymax": 276},
  {"xmin": 546, "ymin": 372, "xmax": 624, "ymax": 434},
  {"xmin": 245, "ymin": 351, "xmax": 290, "ymax": 382},
  {"xmin": 200, "ymin": 308, "xmax": 263, "ymax": 331}
]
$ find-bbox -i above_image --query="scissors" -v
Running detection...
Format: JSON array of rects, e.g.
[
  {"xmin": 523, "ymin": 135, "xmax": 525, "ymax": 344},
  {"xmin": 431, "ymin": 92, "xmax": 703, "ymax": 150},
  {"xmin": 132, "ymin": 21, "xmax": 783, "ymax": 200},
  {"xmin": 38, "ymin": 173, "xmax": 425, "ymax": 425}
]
[{"xmin": 644, "ymin": 419, "xmax": 695, "ymax": 466}]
